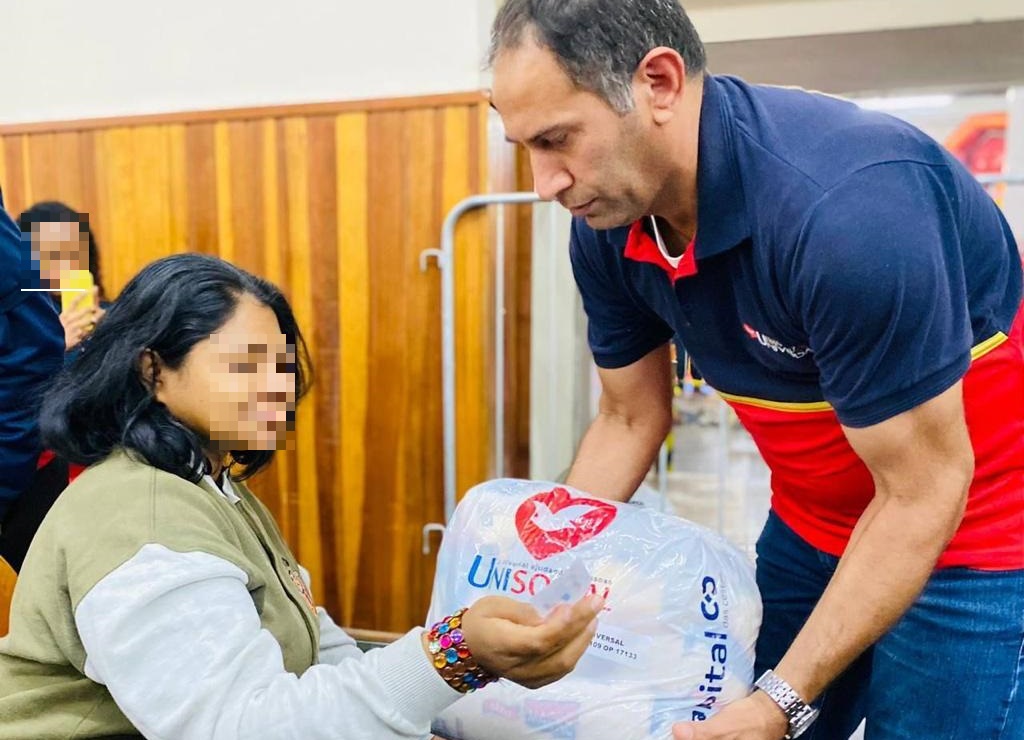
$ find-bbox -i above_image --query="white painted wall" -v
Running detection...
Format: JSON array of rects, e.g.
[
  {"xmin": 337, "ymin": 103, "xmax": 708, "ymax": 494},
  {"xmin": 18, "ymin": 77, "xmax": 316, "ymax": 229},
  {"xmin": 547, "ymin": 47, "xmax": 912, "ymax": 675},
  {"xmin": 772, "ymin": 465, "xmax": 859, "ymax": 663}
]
[
  {"xmin": 6, "ymin": 0, "xmax": 1022, "ymax": 124},
  {"xmin": 0, "ymin": 0, "xmax": 491, "ymax": 124}
]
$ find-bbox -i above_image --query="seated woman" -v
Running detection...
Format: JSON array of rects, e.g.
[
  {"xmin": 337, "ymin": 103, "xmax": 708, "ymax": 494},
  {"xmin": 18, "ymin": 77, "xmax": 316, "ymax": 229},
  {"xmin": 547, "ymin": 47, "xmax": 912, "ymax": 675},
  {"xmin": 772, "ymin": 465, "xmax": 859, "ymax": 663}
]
[{"xmin": 0, "ymin": 253, "xmax": 602, "ymax": 739}]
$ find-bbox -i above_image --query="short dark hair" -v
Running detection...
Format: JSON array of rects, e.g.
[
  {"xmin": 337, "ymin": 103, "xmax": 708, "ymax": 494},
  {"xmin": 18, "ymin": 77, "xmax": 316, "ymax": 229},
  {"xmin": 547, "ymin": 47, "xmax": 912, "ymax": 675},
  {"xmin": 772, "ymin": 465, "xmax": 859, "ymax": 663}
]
[
  {"xmin": 17, "ymin": 200, "xmax": 107, "ymax": 301},
  {"xmin": 489, "ymin": 0, "xmax": 706, "ymax": 114},
  {"xmin": 40, "ymin": 253, "xmax": 313, "ymax": 483}
]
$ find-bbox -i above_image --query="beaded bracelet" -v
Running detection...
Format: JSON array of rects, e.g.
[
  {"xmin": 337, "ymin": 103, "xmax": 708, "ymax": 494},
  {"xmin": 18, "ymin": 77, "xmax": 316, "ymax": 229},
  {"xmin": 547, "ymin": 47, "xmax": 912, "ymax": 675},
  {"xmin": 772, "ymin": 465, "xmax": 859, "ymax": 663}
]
[{"xmin": 426, "ymin": 608, "xmax": 497, "ymax": 693}]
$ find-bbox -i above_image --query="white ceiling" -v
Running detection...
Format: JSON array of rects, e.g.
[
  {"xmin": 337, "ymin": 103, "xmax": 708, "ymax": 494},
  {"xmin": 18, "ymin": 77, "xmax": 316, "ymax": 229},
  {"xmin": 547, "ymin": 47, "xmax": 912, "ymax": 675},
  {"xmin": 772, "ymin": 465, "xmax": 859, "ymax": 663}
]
[{"xmin": 705, "ymin": 20, "xmax": 1024, "ymax": 96}]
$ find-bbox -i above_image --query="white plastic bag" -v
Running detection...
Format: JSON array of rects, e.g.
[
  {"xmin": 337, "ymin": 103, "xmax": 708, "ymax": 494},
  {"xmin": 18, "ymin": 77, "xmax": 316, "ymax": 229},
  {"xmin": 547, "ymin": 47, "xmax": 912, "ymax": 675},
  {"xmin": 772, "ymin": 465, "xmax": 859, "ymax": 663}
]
[{"xmin": 427, "ymin": 479, "xmax": 762, "ymax": 740}]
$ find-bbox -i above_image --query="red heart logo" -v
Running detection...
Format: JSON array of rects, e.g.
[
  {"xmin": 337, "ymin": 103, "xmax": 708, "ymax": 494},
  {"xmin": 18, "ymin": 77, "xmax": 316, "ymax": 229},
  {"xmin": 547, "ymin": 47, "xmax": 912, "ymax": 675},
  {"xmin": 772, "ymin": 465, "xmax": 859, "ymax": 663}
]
[{"xmin": 515, "ymin": 487, "xmax": 617, "ymax": 561}]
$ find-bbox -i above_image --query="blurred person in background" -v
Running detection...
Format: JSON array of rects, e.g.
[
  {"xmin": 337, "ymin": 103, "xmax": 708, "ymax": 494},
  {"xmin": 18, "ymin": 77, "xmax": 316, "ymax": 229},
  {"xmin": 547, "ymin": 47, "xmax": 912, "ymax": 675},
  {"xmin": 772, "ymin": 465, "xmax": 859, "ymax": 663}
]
[
  {"xmin": 0, "ymin": 202, "xmax": 112, "ymax": 571},
  {"xmin": 18, "ymin": 200, "xmax": 109, "ymax": 354},
  {"xmin": 0, "ymin": 192, "xmax": 64, "ymax": 568}
]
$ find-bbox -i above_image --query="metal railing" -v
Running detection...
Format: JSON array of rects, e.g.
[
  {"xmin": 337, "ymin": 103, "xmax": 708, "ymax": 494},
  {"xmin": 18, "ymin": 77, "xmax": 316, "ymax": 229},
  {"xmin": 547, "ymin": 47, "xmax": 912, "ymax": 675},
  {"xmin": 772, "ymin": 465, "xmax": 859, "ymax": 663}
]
[{"xmin": 420, "ymin": 192, "xmax": 543, "ymax": 554}]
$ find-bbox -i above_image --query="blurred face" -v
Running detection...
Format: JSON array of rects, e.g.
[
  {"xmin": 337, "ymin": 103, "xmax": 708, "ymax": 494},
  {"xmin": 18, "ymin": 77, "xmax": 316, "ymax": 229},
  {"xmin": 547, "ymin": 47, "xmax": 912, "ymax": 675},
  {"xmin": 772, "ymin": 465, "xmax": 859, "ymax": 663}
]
[
  {"xmin": 31, "ymin": 220, "xmax": 88, "ymax": 285},
  {"xmin": 491, "ymin": 39, "xmax": 665, "ymax": 230},
  {"xmin": 151, "ymin": 295, "xmax": 297, "ymax": 454}
]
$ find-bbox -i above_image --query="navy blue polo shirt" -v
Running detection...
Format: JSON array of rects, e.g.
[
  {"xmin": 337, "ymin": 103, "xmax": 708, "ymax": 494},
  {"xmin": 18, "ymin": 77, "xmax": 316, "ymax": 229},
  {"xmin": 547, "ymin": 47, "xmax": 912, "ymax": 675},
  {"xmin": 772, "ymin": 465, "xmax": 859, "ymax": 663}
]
[
  {"xmin": 0, "ymin": 195, "xmax": 64, "ymax": 519},
  {"xmin": 570, "ymin": 74, "xmax": 1024, "ymax": 568}
]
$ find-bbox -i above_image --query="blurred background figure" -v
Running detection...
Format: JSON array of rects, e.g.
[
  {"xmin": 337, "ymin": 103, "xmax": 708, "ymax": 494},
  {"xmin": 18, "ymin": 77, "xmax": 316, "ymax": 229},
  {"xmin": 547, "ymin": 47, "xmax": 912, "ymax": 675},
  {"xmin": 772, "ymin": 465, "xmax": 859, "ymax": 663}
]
[
  {"xmin": 17, "ymin": 201, "xmax": 108, "ymax": 354},
  {"xmin": 0, "ymin": 202, "xmax": 111, "ymax": 572},
  {"xmin": 0, "ymin": 193, "xmax": 64, "ymax": 570}
]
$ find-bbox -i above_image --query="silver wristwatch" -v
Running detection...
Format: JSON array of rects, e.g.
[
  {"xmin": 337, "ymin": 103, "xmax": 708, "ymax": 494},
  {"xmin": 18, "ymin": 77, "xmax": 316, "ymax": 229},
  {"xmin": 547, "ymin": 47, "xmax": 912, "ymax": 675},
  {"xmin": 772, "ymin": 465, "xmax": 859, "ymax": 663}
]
[{"xmin": 754, "ymin": 669, "xmax": 819, "ymax": 739}]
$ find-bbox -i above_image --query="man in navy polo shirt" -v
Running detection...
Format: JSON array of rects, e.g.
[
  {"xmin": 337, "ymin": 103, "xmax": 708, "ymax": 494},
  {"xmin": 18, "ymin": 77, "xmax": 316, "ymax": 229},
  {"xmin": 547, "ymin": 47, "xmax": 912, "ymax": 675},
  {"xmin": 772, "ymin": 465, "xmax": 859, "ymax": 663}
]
[{"xmin": 490, "ymin": 1, "xmax": 1023, "ymax": 739}]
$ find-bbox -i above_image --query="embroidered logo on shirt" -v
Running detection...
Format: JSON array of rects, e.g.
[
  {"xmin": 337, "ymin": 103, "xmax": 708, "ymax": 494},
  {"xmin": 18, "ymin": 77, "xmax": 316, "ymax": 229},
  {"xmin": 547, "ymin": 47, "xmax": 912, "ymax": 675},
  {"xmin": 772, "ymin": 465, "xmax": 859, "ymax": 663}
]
[
  {"xmin": 742, "ymin": 324, "xmax": 813, "ymax": 359},
  {"xmin": 286, "ymin": 564, "xmax": 317, "ymax": 613}
]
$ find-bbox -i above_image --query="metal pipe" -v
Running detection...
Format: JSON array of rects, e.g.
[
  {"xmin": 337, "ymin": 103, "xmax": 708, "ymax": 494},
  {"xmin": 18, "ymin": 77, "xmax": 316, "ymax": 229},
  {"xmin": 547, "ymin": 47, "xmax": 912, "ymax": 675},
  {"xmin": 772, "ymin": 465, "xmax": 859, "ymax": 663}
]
[
  {"xmin": 422, "ymin": 523, "xmax": 446, "ymax": 555},
  {"xmin": 976, "ymin": 173, "xmax": 1024, "ymax": 186},
  {"xmin": 422, "ymin": 192, "xmax": 542, "ymax": 524},
  {"xmin": 495, "ymin": 205, "xmax": 506, "ymax": 479}
]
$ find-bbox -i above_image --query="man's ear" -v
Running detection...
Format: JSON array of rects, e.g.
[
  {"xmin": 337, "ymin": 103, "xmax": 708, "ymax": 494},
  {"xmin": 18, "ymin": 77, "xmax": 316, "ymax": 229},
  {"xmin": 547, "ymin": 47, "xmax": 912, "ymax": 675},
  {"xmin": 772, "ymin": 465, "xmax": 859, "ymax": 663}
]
[{"xmin": 635, "ymin": 46, "xmax": 687, "ymax": 125}]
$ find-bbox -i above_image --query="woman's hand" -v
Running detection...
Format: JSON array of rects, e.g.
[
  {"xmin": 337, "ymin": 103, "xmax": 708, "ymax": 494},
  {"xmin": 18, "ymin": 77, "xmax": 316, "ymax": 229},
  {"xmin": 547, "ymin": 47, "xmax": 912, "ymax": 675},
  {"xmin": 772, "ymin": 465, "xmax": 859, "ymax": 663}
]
[
  {"xmin": 61, "ymin": 287, "xmax": 102, "ymax": 350},
  {"xmin": 454, "ymin": 593, "xmax": 603, "ymax": 689}
]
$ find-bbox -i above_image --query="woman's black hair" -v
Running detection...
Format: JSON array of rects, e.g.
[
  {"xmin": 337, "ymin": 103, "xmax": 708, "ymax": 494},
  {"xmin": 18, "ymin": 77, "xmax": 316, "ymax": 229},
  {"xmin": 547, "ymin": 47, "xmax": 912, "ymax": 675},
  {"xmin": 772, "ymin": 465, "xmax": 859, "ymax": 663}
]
[
  {"xmin": 17, "ymin": 200, "xmax": 106, "ymax": 300},
  {"xmin": 40, "ymin": 253, "xmax": 313, "ymax": 482}
]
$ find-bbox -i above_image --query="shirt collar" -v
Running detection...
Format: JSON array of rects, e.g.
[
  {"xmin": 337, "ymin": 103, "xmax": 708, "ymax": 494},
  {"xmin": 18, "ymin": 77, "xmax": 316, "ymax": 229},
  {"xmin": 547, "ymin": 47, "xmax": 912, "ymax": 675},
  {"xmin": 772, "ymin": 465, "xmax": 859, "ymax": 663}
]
[
  {"xmin": 623, "ymin": 219, "xmax": 697, "ymax": 282},
  {"xmin": 622, "ymin": 75, "xmax": 751, "ymax": 278},
  {"xmin": 201, "ymin": 472, "xmax": 241, "ymax": 504},
  {"xmin": 693, "ymin": 75, "xmax": 751, "ymax": 260}
]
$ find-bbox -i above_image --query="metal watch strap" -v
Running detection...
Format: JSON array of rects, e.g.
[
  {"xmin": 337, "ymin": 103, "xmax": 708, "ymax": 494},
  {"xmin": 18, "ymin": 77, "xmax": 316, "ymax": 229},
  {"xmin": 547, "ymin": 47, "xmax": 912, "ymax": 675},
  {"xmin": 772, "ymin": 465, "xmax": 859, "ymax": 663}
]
[{"xmin": 754, "ymin": 669, "xmax": 819, "ymax": 739}]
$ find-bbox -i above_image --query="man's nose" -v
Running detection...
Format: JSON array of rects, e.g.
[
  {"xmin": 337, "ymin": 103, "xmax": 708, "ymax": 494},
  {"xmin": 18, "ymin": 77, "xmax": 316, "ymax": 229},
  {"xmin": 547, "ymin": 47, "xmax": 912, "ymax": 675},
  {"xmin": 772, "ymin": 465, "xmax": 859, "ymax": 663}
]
[{"xmin": 531, "ymin": 152, "xmax": 573, "ymax": 202}]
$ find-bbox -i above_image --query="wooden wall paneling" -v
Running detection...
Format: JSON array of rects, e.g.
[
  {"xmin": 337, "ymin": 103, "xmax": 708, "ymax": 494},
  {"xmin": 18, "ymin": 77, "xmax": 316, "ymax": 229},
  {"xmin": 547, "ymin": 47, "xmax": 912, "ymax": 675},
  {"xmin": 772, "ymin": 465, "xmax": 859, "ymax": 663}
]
[
  {"xmin": 259, "ymin": 119, "xmax": 283, "ymax": 287},
  {"xmin": 0, "ymin": 92, "xmax": 488, "ymax": 136},
  {"xmin": 77, "ymin": 129, "xmax": 110, "ymax": 296},
  {"xmin": 53, "ymin": 132, "xmax": 85, "ymax": 210},
  {"xmin": 166, "ymin": 125, "xmax": 190, "ymax": 258},
  {"xmin": 184, "ymin": 123, "xmax": 219, "ymax": 258},
  {"xmin": 0, "ymin": 561, "xmax": 14, "ymax": 637},
  {"xmin": 77, "ymin": 130, "xmax": 101, "ymax": 235},
  {"xmin": 0, "ymin": 139, "xmax": 7, "ymax": 202},
  {"xmin": 18, "ymin": 137, "xmax": 33, "ymax": 211},
  {"xmin": 399, "ymin": 107, "xmax": 444, "ymax": 629},
  {"xmin": 132, "ymin": 126, "xmax": 174, "ymax": 274},
  {"xmin": 25, "ymin": 134, "xmax": 58, "ymax": 207},
  {"xmin": 280, "ymin": 116, "xmax": 324, "ymax": 601},
  {"xmin": 333, "ymin": 111, "xmax": 370, "ymax": 628},
  {"xmin": 89, "ymin": 130, "xmax": 115, "ymax": 293},
  {"xmin": 304, "ymin": 114, "xmax": 340, "ymax": 610},
  {"xmin": 419, "ymin": 106, "xmax": 447, "ymax": 616},
  {"xmin": 444, "ymin": 105, "xmax": 493, "ymax": 502},
  {"xmin": 358, "ymin": 109, "xmax": 408, "ymax": 629},
  {"xmin": 3, "ymin": 136, "xmax": 28, "ymax": 215},
  {"xmin": 226, "ymin": 121, "xmax": 265, "ymax": 279},
  {"xmin": 213, "ymin": 122, "xmax": 236, "ymax": 266},
  {"xmin": 95, "ymin": 127, "xmax": 138, "ymax": 294}
]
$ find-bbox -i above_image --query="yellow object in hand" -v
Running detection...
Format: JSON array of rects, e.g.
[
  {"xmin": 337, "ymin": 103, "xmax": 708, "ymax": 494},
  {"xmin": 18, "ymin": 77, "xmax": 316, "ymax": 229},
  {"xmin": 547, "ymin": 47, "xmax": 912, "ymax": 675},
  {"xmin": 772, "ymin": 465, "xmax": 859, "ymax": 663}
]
[{"xmin": 60, "ymin": 270, "xmax": 96, "ymax": 312}]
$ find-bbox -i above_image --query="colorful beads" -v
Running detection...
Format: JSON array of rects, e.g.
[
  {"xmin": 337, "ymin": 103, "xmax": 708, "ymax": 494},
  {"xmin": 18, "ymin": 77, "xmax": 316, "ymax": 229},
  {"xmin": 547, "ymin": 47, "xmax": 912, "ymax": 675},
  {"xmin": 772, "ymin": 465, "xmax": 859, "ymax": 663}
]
[{"xmin": 426, "ymin": 607, "xmax": 497, "ymax": 694}]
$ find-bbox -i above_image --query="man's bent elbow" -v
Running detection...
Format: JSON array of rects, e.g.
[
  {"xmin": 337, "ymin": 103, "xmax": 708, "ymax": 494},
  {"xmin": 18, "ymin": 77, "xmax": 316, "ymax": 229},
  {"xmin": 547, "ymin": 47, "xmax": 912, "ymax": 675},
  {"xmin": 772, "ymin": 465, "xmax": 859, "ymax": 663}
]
[
  {"xmin": 930, "ymin": 450, "xmax": 975, "ymax": 544},
  {"xmin": 949, "ymin": 450, "xmax": 975, "ymax": 523}
]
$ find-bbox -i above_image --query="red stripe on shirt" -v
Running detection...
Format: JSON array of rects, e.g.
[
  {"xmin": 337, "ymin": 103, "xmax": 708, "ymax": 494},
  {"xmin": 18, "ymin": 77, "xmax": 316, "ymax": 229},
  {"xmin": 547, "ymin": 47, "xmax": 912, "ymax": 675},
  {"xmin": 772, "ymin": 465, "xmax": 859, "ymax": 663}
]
[{"xmin": 725, "ymin": 305, "xmax": 1024, "ymax": 570}]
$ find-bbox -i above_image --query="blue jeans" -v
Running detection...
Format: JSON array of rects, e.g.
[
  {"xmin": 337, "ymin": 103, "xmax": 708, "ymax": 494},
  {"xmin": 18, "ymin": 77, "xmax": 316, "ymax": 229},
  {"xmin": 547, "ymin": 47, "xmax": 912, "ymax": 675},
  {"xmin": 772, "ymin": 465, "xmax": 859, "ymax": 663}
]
[{"xmin": 754, "ymin": 511, "xmax": 1024, "ymax": 739}]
